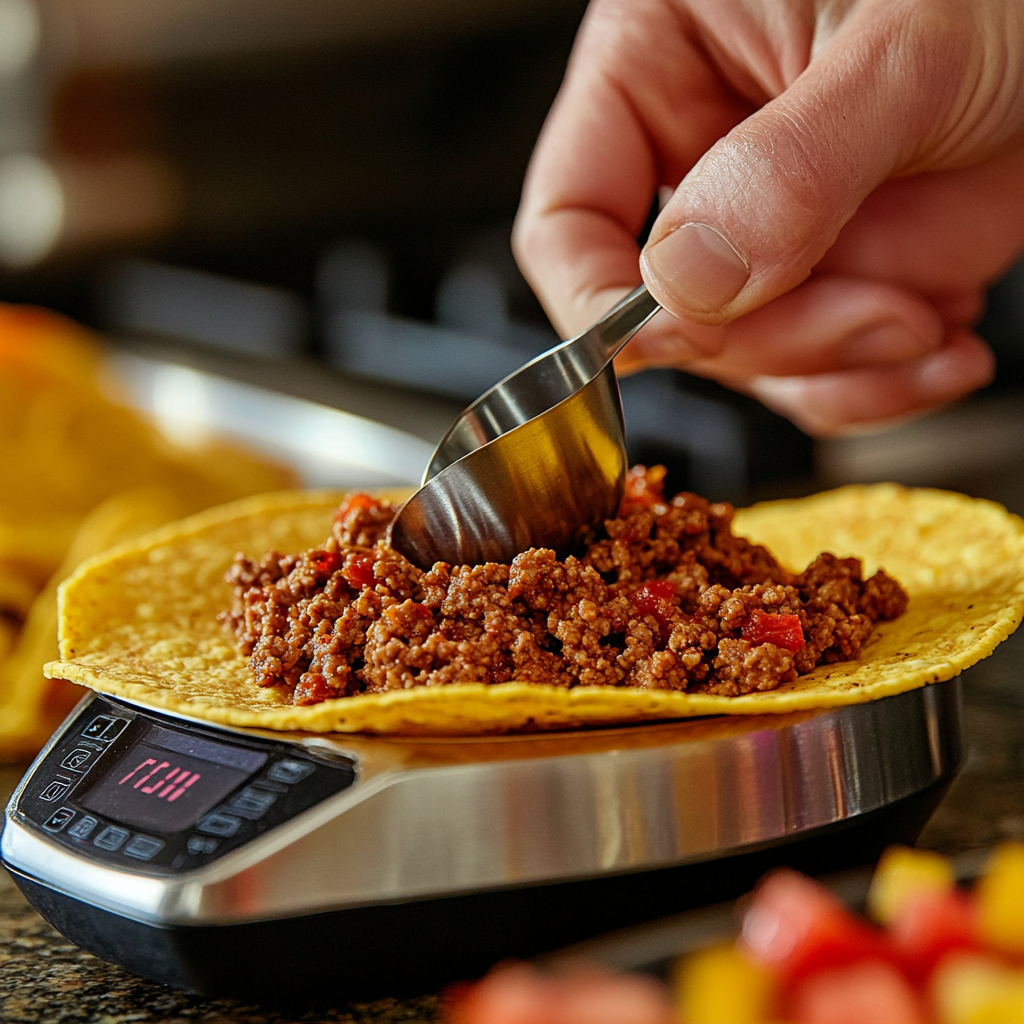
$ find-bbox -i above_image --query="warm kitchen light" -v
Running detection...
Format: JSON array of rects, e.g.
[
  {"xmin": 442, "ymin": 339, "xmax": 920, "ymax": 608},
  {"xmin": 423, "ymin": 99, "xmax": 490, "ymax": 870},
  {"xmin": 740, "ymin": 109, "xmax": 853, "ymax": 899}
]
[
  {"xmin": 0, "ymin": 0, "xmax": 40, "ymax": 77},
  {"xmin": 0, "ymin": 151, "xmax": 182, "ymax": 268},
  {"xmin": 0, "ymin": 153, "xmax": 63, "ymax": 267}
]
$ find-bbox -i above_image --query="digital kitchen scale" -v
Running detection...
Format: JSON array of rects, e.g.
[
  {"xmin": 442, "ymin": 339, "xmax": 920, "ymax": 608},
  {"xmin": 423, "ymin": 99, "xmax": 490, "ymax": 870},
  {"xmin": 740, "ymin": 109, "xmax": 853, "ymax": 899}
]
[{"xmin": 3, "ymin": 680, "xmax": 962, "ymax": 998}]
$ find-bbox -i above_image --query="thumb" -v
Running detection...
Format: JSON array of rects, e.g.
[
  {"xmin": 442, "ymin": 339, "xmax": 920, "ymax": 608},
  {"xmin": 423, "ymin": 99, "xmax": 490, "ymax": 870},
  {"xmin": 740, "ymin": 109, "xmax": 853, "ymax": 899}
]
[{"xmin": 640, "ymin": 8, "xmax": 965, "ymax": 325}]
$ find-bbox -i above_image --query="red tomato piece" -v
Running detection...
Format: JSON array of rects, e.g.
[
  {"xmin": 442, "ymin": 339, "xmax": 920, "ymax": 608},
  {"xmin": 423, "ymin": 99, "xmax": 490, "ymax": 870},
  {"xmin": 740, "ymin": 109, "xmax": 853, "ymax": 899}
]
[
  {"xmin": 740, "ymin": 870, "xmax": 894, "ymax": 989},
  {"xmin": 619, "ymin": 464, "xmax": 668, "ymax": 516},
  {"xmin": 633, "ymin": 580, "xmax": 675, "ymax": 610},
  {"xmin": 445, "ymin": 964, "xmax": 675, "ymax": 1024},
  {"xmin": 335, "ymin": 492, "xmax": 377, "ymax": 521},
  {"xmin": 741, "ymin": 609, "xmax": 805, "ymax": 652},
  {"xmin": 889, "ymin": 889, "xmax": 980, "ymax": 985},
  {"xmin": 632, "ymin": 581, "xmax": 676, "ymax": 632},
  {"xmin": 310, "ymin": 550, "xmax": 341, "ymax": 576},
  {"xmin": 445, "ymin": 964, "xmax": 556, "ymax": 1024},
  {"xmin": 792, "ymin": 960, "xmax": 927, "ymax": 1024},
  {"xmin": 342, "ymin": 552, "xmax": 376, "ymax": 589}
]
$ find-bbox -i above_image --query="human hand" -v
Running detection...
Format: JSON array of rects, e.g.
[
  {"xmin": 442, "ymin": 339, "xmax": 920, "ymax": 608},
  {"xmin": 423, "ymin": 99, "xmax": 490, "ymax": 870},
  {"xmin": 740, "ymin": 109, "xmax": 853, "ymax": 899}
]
[{"xmin": 513, "ymin": 0, "xmax": 1024, "ymax": 434}]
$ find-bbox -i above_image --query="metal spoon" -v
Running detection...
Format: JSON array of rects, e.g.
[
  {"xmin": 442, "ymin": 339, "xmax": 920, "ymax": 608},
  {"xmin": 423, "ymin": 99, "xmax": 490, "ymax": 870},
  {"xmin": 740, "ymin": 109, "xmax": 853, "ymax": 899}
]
[{"xmin": 389, "ymin": 285, "xmax": 661, "ymax": 569}]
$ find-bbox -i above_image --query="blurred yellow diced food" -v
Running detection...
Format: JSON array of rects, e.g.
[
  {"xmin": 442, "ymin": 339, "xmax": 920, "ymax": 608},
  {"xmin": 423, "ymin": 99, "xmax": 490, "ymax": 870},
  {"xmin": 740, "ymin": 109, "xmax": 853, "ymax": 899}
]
[
  {"xmin": 0, "ymin": 303, "xmax": 296, "ymax": 760},
  {"xmin": 976, "ymin": 842, "xmax": 1024, "ymax": 957},
  {"xmin": 672, "ymin": 943, "xmax": 774, "ymax": 1024},
  {"xmin": 932, "ymin": 953, "xmax": 1024, "ymax": 1024},
  {"xmin": 867, "ymin": 845, "xmax": 956, "ymax": 926}
]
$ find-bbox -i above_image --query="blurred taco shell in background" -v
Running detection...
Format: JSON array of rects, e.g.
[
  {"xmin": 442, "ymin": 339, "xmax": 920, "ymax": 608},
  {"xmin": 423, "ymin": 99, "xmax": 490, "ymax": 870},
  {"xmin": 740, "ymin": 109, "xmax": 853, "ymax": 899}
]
[{"xmin": 0, "ymin": 303, "xmax": 296, "ymax": 760}]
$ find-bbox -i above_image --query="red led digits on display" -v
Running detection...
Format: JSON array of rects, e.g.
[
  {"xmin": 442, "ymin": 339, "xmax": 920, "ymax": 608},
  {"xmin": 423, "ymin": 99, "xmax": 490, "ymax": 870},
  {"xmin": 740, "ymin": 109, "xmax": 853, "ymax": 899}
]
[{"xmin": 118, "ymin": 757, "xmax": 202, "ymax": 802}]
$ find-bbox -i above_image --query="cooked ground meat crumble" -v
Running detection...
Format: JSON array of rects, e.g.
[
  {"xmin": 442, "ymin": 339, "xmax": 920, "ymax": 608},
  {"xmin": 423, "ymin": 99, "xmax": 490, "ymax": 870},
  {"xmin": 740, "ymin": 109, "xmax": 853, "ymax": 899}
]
[{"xmin": 223, "ymin": 466, "xmax": 908, "ymax": 705}]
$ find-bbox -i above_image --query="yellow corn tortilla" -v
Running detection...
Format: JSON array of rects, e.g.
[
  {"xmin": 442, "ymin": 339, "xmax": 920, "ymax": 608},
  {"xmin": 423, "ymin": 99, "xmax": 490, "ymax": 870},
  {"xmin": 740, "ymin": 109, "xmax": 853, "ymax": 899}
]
[{"xmin": 45, "ymin": 484, "xmax": 1024, "ymax": 735}]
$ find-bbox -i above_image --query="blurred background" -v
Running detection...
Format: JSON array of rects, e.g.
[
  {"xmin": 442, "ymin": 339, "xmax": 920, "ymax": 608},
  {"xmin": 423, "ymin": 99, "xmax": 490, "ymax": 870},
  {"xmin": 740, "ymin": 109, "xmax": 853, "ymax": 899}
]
[
  {"xmin": 2, "ymin": 0, "xmax": 1024, "ymax": 506},
  {"xmin": 3, "ymin": 5, "xmax": 1024, "ymax": 990}
]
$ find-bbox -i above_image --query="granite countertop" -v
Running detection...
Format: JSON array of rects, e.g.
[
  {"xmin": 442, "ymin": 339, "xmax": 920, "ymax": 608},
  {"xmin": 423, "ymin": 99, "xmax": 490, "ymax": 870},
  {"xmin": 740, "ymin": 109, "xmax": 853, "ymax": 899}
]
[{"xmin": 3, "ymin": 630, "xmax": 1023, "ymax": 1023}]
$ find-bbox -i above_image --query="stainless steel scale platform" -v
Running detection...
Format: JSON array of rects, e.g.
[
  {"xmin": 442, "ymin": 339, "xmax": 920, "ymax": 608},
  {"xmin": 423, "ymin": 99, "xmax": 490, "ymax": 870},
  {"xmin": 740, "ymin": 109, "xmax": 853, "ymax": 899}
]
[{"xmin": 2, "ymin": 678, "xmax": 962, "ymax": 998}]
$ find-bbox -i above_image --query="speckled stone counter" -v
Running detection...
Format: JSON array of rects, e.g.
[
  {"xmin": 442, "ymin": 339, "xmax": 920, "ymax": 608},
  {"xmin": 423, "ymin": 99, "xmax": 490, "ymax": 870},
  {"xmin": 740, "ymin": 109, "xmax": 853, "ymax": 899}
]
[{"xmin": 3, "ymin": 628, "xmax": 1023, "ymax": 1023}]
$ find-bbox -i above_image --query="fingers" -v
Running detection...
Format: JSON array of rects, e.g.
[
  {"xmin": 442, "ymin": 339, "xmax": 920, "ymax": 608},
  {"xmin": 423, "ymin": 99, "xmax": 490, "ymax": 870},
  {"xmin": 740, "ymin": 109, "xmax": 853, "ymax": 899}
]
[
  {"xmin": 744, "ymin": 330, "xmax": 996, "ymax": 436},
  {"xmin": 513, "ymin": 0, "xmax": 1020, "ymax": 438},
  {"xmin": 513, "ymin": 0, "xmax": 752, "ymax": 338},
  {"xmin": 640, "ymin": 2, "xmax": 1008, "ymax": 324},
  {"xmin": 616, "ymin": 275, "xmax": 951, "ymax": 378},
  {"xmin": 817, "ymin": 150, "xmax": 1024, "ymax": 295},
  {"xmin": 616, "ymin": 275, "xmax": 991, "ymax": 435}
]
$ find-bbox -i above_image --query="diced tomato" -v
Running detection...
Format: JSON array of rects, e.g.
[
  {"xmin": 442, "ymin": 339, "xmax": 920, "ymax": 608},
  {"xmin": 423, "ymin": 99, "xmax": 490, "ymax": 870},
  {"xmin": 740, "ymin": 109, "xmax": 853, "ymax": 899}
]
[
  {"xmin": 632, "ymin": 580, "xmax": 676, "ymax": 632},
  {"xmin": 633, "ymin": 580, "xmax": 675, "ymax": 610},
  {"xmin": 342, "ymin": 552, "xmax": 376, "ymax": 589},
  {"xmin": 334, "ymin": 492, "xmax": 378, "ymax": 523},
  {"xmin": 792, "ymin": 960, "xmax": 927, "ymax": 1024},
  {"xmin": 889, "ymin": 889, "xmax": 980, "ymax": 985},
  {"xmin": 619, "ymin": 464, "xmax": 668, "ymax": 516},
  {"xmin": 446, "ymin": 963, "xmax": 675, "ymax": 1024},
  {"xmin": 741, "ymin": 609, "xmax": 805, "ymax": 652},
  {"xmin": 740, "ymin": 870, "xmax": 894, "ymax": 990},
  {"xmin": 445, "ymin": 965, "xmax": 558, "ymax": 1024},
  {"xmin": 310, "ymin": 550, "xmax": 341, "ymax": 576}
]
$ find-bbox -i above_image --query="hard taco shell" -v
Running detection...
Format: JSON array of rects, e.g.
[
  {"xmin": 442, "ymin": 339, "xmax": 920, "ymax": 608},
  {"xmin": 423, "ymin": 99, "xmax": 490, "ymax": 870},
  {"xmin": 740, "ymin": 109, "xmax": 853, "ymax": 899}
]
[{"xmin": 45, "ymin": 484, "xmax": 1024, "ymax": 734}]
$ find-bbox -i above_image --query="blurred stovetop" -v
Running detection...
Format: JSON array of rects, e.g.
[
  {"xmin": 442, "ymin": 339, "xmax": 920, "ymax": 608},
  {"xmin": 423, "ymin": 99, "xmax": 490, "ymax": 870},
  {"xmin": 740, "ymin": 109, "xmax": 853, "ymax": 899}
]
[{"xmin": 1, "ymin": 0, "xmax": 1022, "ymax": 508}]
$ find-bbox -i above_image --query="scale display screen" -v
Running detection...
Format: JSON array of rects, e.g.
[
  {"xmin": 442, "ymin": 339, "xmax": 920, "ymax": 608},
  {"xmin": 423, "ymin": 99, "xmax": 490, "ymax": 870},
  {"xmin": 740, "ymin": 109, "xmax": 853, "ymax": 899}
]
[{"xmin": 80, "ymin": 724, "xmax": 267, "ymax": 833}]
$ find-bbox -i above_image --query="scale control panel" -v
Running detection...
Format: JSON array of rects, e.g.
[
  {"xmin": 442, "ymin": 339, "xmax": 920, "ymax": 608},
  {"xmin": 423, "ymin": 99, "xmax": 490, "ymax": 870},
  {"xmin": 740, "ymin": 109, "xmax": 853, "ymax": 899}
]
[{"xmin": 13, "ymin": 696, "xmax": 356, "ymax": 874}]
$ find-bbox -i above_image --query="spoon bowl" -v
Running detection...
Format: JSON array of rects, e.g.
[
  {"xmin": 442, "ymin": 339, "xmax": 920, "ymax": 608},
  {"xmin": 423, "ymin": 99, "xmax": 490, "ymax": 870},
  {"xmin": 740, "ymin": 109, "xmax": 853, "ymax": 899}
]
[{"xmin": 390, "ymin": 286, "xmax": 660, "ymax": 569}]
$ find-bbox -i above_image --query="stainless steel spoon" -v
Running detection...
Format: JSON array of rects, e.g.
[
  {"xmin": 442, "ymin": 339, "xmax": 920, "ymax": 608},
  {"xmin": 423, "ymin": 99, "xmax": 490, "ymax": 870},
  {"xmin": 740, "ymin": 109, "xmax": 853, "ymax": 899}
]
[{"xmin": 389, "ymin": 285, "xmax": 661, "ymax": 569}]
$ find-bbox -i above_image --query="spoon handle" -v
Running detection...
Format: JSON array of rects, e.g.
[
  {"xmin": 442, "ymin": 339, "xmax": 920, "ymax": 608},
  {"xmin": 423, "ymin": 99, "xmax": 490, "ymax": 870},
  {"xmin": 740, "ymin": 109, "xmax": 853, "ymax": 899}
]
[
  {"xmin": 424, "ymin": 284, "xmax": 660, "ymax": 482},
  {"xmin": 585, "ymin": 284, "xmax": 661, "ymax": 364}
]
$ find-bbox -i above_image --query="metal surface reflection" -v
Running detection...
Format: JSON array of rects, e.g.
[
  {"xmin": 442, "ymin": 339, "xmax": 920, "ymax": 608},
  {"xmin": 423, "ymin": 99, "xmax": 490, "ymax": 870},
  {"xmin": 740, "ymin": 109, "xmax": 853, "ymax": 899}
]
[
  {"xmin": 390, "ymin": 364, "xmax": 628, "ymax": 566},
  {"xmin": 102, "ymin": 350, "xmax": 433, "ymax": 488},
  {"xmin": 389, "ymin": 286, "xmax": 660, "ymax": 568},
  {"xmin": 3, "ymin": 679, "xmax": 962, "ymax": 926}
]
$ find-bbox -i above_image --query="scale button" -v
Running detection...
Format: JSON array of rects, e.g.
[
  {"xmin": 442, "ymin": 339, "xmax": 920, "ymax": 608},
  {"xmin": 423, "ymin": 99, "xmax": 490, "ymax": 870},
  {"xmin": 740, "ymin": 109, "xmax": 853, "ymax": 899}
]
[
  {"xmin": 228, "ymin": 786, "xmax": 277, "ymax": 819},
  {"xmin": 60, "ymin": 747, "xmax": 94, "ymax": 772},
  {"xmin": 267, "ymin": 759, "xmax": 315, "ymax": 785},
  {"xmin": 93, "ymin": 826, "xmax": 129, "ymax": 851},
  {"xmin": 81, "ymin": 716, "xmax": 113, "ymax": 739},
  {"xmin": 67, "ymin": 816, "xmax": 98, "ymax": 840},
  {"xmin": 38, "ymin": 776, "xmax": 73, "ymax": 802},
  {"xmin": 197, "ymin": 810, "xmax": 243, "ymax": 837},
  {"xmin": 43, "ymin": 807, "xmax": 75, "ymax": 832},
  {"xmin": 99, "ymin": 718, "xmax": 128, "ymax": 742},
  {"xmin": 124, "ymin": 835, "xmax": 165, "ymax": 861},
  {"xmin": 187, "ymin": 835, "xmax": 220, "ymax": 856}
]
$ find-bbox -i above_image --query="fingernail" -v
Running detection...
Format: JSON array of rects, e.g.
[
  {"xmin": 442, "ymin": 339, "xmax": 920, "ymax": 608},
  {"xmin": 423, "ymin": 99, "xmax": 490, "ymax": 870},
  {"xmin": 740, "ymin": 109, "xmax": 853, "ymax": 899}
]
[
  {"xmin": 642, "ymin": 223, "xmax": 749, "ymax": 314},
  {"xmin": 840, "ymin": 322, "xmax": 933, "ymax": 366}
]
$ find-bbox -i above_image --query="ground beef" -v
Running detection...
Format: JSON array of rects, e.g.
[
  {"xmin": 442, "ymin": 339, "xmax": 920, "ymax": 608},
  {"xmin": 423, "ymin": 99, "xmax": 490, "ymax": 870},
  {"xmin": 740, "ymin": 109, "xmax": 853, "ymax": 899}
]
[{"xmin": 223, "ymin": 469, "xmax": 908, "ymax": 705}]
